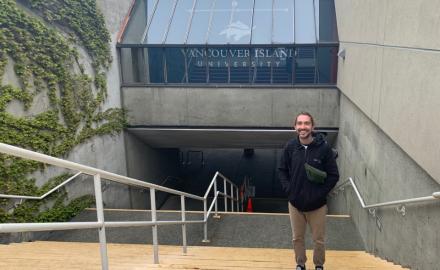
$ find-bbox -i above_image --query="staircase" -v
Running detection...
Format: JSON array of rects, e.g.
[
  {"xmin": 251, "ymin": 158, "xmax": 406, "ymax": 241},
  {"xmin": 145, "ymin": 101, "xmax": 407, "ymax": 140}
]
[
  {"xmin": 0, "ymin": 241, "xmax": 408, "ymax": 270},
  {"xmin": 41, "ymin": 209, "xmax": 364, "ymax": 250}
]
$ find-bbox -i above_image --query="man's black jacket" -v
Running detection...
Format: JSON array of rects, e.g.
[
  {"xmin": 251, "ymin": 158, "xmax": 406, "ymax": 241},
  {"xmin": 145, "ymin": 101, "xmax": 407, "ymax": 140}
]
[{"xmin": 278, "ymin": 133, "xmax": 339, "ymax": 212}]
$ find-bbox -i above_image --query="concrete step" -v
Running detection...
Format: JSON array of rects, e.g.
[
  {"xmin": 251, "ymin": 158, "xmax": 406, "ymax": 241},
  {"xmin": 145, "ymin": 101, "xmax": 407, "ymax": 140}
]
[
  {"xmin": 160, "ymin": 196, "xmax": 289, "ymax": 213},
  {"xmin": 43, "ymin": 209, "xmax": 365, "ymax": 251},
  {"xmin": 0, "ymin": 241, "xmax": 409, "ymax": 270}
]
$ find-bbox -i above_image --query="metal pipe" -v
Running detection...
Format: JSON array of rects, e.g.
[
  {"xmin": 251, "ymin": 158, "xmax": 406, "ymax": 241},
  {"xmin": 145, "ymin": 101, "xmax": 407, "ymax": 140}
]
[
  {"xmin": 204, "ymin": 171, "xmax": 219, "ymax": 198},
  {"xmin": 105, "ymin": 220, "xmax": 203, "ymax": 227},
  {"xmin": 202, "ymin": 199, "xmax": 209, "ymax": 242},
  {"xmin": 181, "ymin": 195, "xmax": 187, "ymax": 253},
  {"xmin": 94, "ymin": 174, "xmax": 108, "ymax": 270},
  {"xmin": 348, "ymin": 177, "xmax": 366, "ymax": 208},
  {"xmin": 223, "ymin": 179, "xmax": 227, "ymax": 212},
  {"xmin": 150, "ymin": 188, "xmax": 159, "ymax": 264},
  {"xmin": 366, "ymin": 195, "xmax": 439, "ymax": 209},
  {"xmin": 0, "ymin": 172, "xmax": 82, "ymax": 200},
  {"xmin": 214, "ymin": 177, "xmax": 218, "ymax": 216},
  {"xmin": 337, "ymin": 177, "xmax": 440, "ymax": 210},
  {"xmin": 236, "ymin": 187, "xmax": 239, "ymax": 211},
  {"xmin": 0, "ymin": 222, "xmax": 102, "ymax": 233},
  {"xmin": 230, "ymin": 184, "xmax": 234, "ymax": 212},
  {"xmin": 0, "ymin": 143, "xmax": 203, "ymax": 201},
  {"xmin": 206, "ymin": 191, "xmax": 219, "ymax": 217}
]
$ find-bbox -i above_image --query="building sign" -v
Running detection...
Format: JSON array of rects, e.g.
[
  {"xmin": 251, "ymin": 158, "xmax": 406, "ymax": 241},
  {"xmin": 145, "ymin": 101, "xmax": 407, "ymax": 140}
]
[{"xmin": 187, "ymin": 48, "xmax": 295, "ymax": 68}]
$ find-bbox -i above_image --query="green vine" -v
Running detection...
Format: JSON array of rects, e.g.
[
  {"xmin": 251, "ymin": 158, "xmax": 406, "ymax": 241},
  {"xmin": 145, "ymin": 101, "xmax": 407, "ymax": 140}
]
[{"xmin": 0, "ymin": 0, "xmax": 125, "ymax": 223}]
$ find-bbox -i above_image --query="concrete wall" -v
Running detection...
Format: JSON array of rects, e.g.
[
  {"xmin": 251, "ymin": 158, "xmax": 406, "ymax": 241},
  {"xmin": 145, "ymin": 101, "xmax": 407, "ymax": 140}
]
[
  {"xmin": 336, "ymin": 0, "xmax": 440, "ymax": 183},
  {"xmin": 123, "ymin": 87, "xmax": 340, "ymax": 128},
  {"xmin": 333, "ymin": 1, "xmax": 440, "ymax": 268},
  {"xmin": 124, "ymin": 132, "xmax": 180, "ymax": 209},
  {"xmin": 330, "ymin": 96, "xmax": 440, "ymax": 270}
]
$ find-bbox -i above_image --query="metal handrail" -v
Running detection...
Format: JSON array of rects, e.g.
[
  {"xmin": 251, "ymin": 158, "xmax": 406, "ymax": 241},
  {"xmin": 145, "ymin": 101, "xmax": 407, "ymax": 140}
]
[
  {"xmin": 0, "ymin": 143, "xmax": 203, "ymax": 200},
  {"xmin": 0, "ymin": 142, "xmax": 240, "ymax": 269},
  {"xmin": 0, "ymin": 172, "xmax": 83, "ymax": 200},
  {"xmin": 333, "ymin": 177, "xmax": 440, "ymax": 214}
]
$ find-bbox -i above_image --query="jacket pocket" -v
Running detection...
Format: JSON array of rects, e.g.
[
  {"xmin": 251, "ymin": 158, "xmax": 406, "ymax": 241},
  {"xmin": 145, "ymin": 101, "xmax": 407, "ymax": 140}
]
[{"xmin": 304, "ymin": 163, "xmax": 327, "ymax": 184}]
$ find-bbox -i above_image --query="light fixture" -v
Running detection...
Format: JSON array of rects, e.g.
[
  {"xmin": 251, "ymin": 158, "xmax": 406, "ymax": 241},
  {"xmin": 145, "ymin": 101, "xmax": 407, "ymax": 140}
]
[{"xmin": 337, "ymin": 48, "xmax": 346, "ymax": 60}]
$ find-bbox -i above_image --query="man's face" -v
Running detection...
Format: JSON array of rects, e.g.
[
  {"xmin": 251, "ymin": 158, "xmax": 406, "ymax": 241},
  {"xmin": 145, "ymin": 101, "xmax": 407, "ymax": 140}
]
[{"xmin": 294, "ymin": 114, "xmax": 314, "ymax": 140}]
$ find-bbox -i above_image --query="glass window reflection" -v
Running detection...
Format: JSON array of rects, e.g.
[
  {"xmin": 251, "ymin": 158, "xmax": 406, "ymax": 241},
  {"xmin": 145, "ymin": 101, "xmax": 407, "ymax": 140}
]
[
  {"xmin": 165, "ymin": 47, "xmax": 187, "ymax": 83},
  {"xmin": 230, "ymin": 47, "xmax": 250, "ymax": 83},
  {"xmin": 318, "ymin": 0, "xmax": 339, "ymax": 42},
  {"xmin": 187, "ymin": 0, "xmax": 215, "ymax": 44},
  {"xmin": 208, "ymin": 0, "xmax": 253, "ymax": 44},
  {"xmin": 208, "ymin": 0, "xmax": 233, "ymax": 44},
  {"xmin": 295, "ymin": 0, "xmax": 316, "ymax": 44},
  {"xmin": 251, "ymin": 0, "xmax": 272, "ymax": 44},
  {"xmin": 166, "ymin": 0, "xmax": 195, "ymax": 44},
  {"xmin": 272, "ymin": 47, "xmax": 293, "ymax": 84},
  {"xmin": 273, "ymin": 0, "xmax": 294, "ymax": 44},
  {"xmin": 252, "ymin": 47, "xmax": 272, "ymax": 84},
  {"xmin": 317, "ymin": 46, "xmax": 337, "ymax": 83},
  {"xmin": 187, "ymin": 47, "xmax": 207, "ymax": 83},
  {"xmin": 148, "ymin": 48, "xmax": 165, "ymax": 83},
  {"xmin": 295, "ymin": 47, "xmax": 316, "ymax": 83},
  {"xmin": 146, "ymin": 0, "xmax": 175, "ymax": 44}
]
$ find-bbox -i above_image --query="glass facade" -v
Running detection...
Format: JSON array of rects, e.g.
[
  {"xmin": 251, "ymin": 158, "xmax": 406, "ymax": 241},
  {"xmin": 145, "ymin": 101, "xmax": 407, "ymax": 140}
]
[{"xmin": 119, "ymin": 0, "xmax": 339, "ymax": 85}]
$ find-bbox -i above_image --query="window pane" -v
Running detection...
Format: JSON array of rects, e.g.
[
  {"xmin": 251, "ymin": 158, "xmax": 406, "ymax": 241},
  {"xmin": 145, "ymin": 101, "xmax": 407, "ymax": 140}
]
[
  {"xmin": 187, "ymin": 0, "xmax": 215, "ymax": 44},
  {"xmin": 251, "ymin": 0, "xmax": 272, "ymax": 44},
  {"xmin": 317, "ymin": 46, "xmax": 338, "ymax": 83},
  {"xmin": 318, "ymin": 0, "xmax": 338, "ymax": 42},
  {"xmin": 208, "ymin": 0, "xmax": 232, "ymax": 44},
  {"xmin": 252, "ymin": 48, "xmax": 272, "ymax": 84},
  {"xmin": 147, "ymin": 48, "xmax": 165, "ymax": 83},
  {"xmin": 146, "ymin": 0, "xmax": 175, "ymax": 44},
  {"xmin": 295, "ymin": 0, "xmax": 316, "ymax": 44},
  {"xmin": 273, "ymin": 0, "xmax": 294, "ymax": 44},
  {"xmin": 272, "ymin": 47, "xmax": 293, "ymax": 84},
  {"xmin": 122, "ymin": 0, "xmax": 149, "ymax": 43},
  {"xmin": 229, "ymin": 0, "xmax": 253, "ymax": 44},
  {"xmin": 208, "ymin": 0, "xmax": 253, "ymax": 44},
  {"xmin": 230, "ymin": 47, "xmax": 250, "ymax": 83},
  {"xmin": 187, "ymin": 47, "xmax": 207, "ymax": 83},
  {"xmin": 166, "ymin": 0, "xmax": 195, "ymax": 44},
  {"xmin": 165, "ymin": 47, "xmax": 187, "ymax": 83},
  {"xmin": 295, "ymin": 47, "xmax": 316, "ymax": 83},
  {"xmin": 147, "ymin": 0, "xmax": 159, "ymax": 23},
  {"xmin": 207, "ymin": 48, "xmax": 229, "ymax": 83},
  {"xmin": 121, "ymin": 48, "xmax": 135, "ymax": 83}
]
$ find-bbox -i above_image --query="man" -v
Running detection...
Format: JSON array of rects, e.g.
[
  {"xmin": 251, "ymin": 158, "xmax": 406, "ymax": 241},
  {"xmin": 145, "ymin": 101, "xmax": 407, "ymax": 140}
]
[{"xmin": 278, "ymin": 112, "xmax": 339, "ymax": 270}]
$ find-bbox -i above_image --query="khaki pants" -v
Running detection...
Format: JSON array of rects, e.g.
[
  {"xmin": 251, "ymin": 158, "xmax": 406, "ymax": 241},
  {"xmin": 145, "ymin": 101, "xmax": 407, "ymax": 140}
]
[{"xmin": 288, "ymin": 203, "xmax": 327, "ymax": 266}]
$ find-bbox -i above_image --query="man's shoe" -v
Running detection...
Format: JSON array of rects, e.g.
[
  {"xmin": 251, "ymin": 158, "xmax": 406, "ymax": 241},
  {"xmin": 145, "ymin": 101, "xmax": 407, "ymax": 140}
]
[
  {"xmin": 315, "ymin": 266, "xmax": 324, "ymax": 270},
  {"xmin": 296, "ymin": 265, "xmax": 306, "ymax": 270}
]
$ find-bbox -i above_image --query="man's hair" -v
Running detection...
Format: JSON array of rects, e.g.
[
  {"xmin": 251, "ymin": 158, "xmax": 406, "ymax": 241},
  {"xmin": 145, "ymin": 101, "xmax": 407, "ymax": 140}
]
[{"xmin": 294, "ymin": 111, "xmax": 315, "ymax": 126}]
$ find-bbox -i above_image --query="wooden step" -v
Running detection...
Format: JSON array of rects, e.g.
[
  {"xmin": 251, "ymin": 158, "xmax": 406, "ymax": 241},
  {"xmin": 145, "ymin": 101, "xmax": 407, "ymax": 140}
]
[{"xmin": 0, "ymin": 241, "xmax": 408, "ymax": 270}]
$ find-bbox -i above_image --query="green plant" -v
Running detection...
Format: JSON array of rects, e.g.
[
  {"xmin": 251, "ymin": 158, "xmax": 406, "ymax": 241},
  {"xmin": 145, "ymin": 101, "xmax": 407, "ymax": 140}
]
[{"xmin": 0, "ymin": 0, "xmax": 125, "ymax": 223}]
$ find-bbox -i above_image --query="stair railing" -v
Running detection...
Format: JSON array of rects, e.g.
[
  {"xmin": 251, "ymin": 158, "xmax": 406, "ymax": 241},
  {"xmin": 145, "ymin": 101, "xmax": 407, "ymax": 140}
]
[
  {"xmin": 202, "ymin": 171, "xmax": 240, "ymax": 242},
  {"xmin": 332, "ymin": 177, "xmax": 440, "ymax": 228},
  {"xmin": 0, "ymin": 142, "xmax": 239, "ymax": 269}
]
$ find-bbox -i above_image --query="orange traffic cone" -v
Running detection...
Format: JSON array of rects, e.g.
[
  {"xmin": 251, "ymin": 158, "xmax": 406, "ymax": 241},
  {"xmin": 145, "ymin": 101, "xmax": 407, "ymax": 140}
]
[{"xmin": 246, "ymin": 197, "xmax": 253, "ymax": 212}]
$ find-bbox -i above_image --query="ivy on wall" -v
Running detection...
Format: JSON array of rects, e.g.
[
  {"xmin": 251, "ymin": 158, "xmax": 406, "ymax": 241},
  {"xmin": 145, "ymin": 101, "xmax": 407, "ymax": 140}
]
[{"xmin": 0, "ymin": 0, "xmax": 125, "ymax": 223}]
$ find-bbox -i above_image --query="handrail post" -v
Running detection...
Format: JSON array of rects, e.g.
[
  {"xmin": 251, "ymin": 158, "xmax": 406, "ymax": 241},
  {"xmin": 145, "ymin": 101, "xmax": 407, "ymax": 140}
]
[
  {"xmin": 202, "ymin": 198, "xmax": 209, "ymax": 242},
  {"xmin": 150, "ymin": 188, "xmax": 159, "ymax": 264},
  {"xmin": 180, "ymin": 195, "xmax": 187, "ymax": 253},
  {"xmin": 223, "ymin": 178, "xmax": 227, "ymax": 212},
  {"xmin": 94, "ymin": 174, "xmax": 108, "ymax": 270},
  {"xmin": 230, "ymin": 184, "xmax": 234, "ymax": 212},
  {"xmin": 214, "ymin": 178, "xmax": 219, "ymax": 218},
  {"xmin": 235, "ymin": 187, "xmax": 239, "ymax": 212}
]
